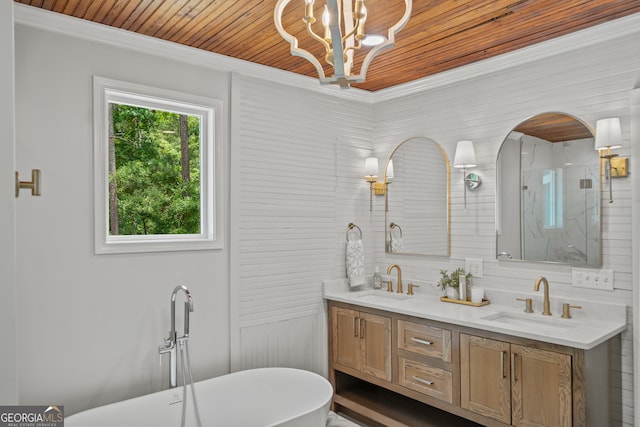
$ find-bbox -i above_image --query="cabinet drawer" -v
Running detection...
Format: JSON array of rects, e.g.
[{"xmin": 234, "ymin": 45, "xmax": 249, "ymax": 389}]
[
  {"xmin": 397, "ymin": 320, "xmax": 451, "ymax": 362},
  {"xmin": 398, "ymin": 357, "xmax": 453, "ymax": 404}
]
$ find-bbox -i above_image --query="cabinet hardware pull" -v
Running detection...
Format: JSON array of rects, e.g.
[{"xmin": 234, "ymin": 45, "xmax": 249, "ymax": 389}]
[
  {"xmin": 411, "ymin": 337, "xmax": 432, "ymax": 346},
  {"xmin": 360, "ymin": 319, "xmax": 365, "ymax": 339},
  {"xmin": 511, "ymin": 352, "xmax": 518, "ymax": 382},
  {"xmin": 500, "ymin": 351, "xmax": 506, "ymax": 378},
  {"xmin": 354, "ymin": 317, "xmax": 359, "ymax": 338},
  {"xmin": 412, "ymin": 376, "xmax": 434, "ymax": 386}
]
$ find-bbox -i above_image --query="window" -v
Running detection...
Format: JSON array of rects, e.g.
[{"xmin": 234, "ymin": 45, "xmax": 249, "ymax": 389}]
[
  {"xmin": 542, "ymin": 168, "xmax": 563, "ymax": 229},
  {"xmin": 93, "ymin": 77, "xmax": 223, "ymax": 254}
]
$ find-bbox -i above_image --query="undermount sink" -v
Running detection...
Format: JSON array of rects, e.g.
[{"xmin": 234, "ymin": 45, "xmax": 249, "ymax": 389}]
[
  {"xmin": 481, "ymin": 311, "xmax": 576, "ymax": 331},
  {"xmin": 353, "ymin": 291, "xmax": 409, "ymax": 303}
]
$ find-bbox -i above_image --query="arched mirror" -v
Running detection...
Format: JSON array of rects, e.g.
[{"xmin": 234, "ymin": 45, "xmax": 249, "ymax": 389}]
[
  {"xmin": 385, "ymin": 137, "xmax": 450, "ymax": 256},
  {"xmin": 496, "ymin": 112, "xmax": 601, "ymax": 267}
]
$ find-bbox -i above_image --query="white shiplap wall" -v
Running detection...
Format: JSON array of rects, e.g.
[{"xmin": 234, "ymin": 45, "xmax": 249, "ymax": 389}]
[
  {"xmin": 231, "ymin": 75, "xmax": 374, "ymax": 374},
  {"xmin": 372, "ymin": 30, "xmax": 639, "ymax": 427},
  {"xmin": 231, "ymin": 23, "xmax": 639, "ymax": 426}
]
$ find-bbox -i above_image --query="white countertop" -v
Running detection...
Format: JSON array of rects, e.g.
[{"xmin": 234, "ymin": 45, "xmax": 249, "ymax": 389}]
[{"xmin": 324, "ymin": 282, "xmax": 627, "ymax": 350}]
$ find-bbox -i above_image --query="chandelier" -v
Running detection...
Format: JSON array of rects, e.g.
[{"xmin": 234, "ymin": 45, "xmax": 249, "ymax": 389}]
[{"xmin": 274, "ymin": 0, "xmax": 412, "ymax": 88}]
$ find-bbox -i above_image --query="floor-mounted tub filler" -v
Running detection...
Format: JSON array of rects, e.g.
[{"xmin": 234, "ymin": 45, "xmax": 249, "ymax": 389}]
[
  {"xmin": 66, "ymin": 367, "xmax": 333, "ymax": 427},
  {"xmin": 67, "ymin": 286, "xmax": 333, "ymax": 426}
]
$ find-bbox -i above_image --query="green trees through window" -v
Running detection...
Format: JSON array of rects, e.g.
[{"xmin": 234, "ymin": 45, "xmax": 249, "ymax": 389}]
[
  {"xmin": 108, "ymin": 104, "xmax": 201, "ymax": 236},
  {"xmin": 94, "ymin": 76, "xmax": 220, "ymax": 254}
]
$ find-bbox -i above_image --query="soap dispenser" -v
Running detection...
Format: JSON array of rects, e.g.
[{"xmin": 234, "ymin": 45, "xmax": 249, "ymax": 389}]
[{"xmin": 372, "ymin": 267, "xmax": 383, "ymax": 289}]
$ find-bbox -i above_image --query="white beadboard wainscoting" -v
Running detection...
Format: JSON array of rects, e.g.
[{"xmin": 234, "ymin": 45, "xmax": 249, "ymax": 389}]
[{"xmin": 239, "ymin": 313, "xmax": 328, "ymax": 377}]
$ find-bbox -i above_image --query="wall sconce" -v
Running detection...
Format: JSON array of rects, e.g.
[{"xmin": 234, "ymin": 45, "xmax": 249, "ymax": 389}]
[
  {"xmin": 364, "ymin": 157, "xmax": 379, "ymax": 211},
  {"xmin": 364, "ymin": 157, "xmax": 393, "ymax": 211},
  {"xmin": 595, "ymin": 117, "xmax": 624, "ymax": 204},
  {"xmin": 453, "ymin": 140, "xmax": 480, "ymax": 209}
]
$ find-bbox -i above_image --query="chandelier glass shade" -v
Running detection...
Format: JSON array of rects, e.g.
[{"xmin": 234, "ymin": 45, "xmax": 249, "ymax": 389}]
[{"xmin": 274, "ymin": 0, "xmax": 412, "ymax": 88}]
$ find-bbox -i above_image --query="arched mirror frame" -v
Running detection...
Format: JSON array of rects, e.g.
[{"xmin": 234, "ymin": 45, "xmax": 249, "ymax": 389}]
[
  {"xmin": 384, "ymin": 136, "xmax": 451, "ymax": 257},
  {"xmin": 495, "ymin": 111, "xmax": 602, "ymax": 267}
]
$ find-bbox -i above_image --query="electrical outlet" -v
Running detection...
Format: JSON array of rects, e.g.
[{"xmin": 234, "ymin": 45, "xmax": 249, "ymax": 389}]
[
  {"xmin": 465, "ymin": 258, "xmax": 483, "ymax": 278},
  {"xmin": 571, "ymin": 268, "xmax": 614, "ymax": 291}
]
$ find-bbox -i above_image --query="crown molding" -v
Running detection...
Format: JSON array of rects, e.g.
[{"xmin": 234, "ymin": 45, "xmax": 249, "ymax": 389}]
[
  {"xmin": 373, "ymin": 12, "xmax": 640, "ymax": 103},
  {"xmin": 13, "ymin": 3, "xmax": 374, "ymax": 104}
]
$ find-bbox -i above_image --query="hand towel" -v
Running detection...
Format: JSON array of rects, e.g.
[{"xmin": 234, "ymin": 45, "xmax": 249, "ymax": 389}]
[
  {"xmin": 346, "ymin": 238, "xmax": 366, "ymax": 288},
  {"xmin": 391, "ymin": 236, "xmax": 404, "ymax": 253}
]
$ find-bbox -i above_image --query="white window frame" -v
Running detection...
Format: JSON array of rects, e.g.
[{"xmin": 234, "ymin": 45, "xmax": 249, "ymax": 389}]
[{"xmin": 93, "ymin": 76, "xmax": 224, "ymax": 254}]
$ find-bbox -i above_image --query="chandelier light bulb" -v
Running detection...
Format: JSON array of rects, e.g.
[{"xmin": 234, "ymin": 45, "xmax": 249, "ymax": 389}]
[
  {"xmin": 322, "ymin": 5, "xmax": 331, "ymax": 40},
  {"xmin": 304, "ymin": 0, "xmax": 315, "ymax": 22}
]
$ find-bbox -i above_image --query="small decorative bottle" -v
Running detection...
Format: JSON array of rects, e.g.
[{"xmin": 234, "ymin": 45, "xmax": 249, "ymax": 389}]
[
  {"xmin": 459, "ymin": 274, "xmax": 467, "ymax": 301},
  {"xmin": 372, "ymin": 267, "xmax": 383, "ymax": 289}
]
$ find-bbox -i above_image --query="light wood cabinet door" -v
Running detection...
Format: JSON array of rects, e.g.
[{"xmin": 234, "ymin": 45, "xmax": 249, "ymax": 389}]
[
  {"xmin": 332, "ymin": 306, "xmax": 361, "ymax": 371},
  {"xmin": 330, "ymin": 305, "xmax": 391, "ymax": 382},
  {"xmin": 511, "ymin": 345, "xmax": 572, "ymax": 427},
  {"xmin": 460, "ymin": 334, "xmax": 511, "ymax": 424},
  {"xmin": 462, "ymin": 334, "xmax": 573, "ymax": 427},
  {"xmin": 359, "ymin": 311, "xmax": 392, "ymax": 381}
]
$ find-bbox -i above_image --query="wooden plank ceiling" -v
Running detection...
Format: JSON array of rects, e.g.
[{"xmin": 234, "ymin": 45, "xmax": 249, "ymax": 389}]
[
  {"xmin": 514, "ymin": 113, "xmax": 593, "ymax": 142},
  {"xmin": 15, "ymin": 0, "xmax": 640, "ymax": 92}
]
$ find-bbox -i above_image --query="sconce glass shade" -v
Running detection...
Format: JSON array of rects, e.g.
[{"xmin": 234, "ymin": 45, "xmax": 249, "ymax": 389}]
[
  {"xmin": 365, "ymin": 157, "xmax": 378, "ymax": 179},
  {"xmin": 385, "ymin": 159, "xmax": 394, "ymax": 182},
  {"xmin": 595, "ymin": 118, "xmax": 622, "ymax": 150},
  {"xmin": 453, "ymin": 140, "xmax": 477, "ymax": 168},
  {"xmin": 595, "ymin": 117, "xmax": 622, "ymax": 204}
]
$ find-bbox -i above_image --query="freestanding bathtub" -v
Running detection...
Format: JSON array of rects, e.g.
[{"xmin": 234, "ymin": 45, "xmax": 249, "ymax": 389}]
[{"xmin": 66, "ymin": 368, "xmax": 333, "ymax": 427}]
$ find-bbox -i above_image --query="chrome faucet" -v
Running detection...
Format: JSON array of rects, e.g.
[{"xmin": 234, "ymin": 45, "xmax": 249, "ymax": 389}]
[
  {"xmin": 534, "ymin": 276, "xmax": 551, "ymax": 316},
  {"xmin": 387, "ymin": 264, "xmax": 402, "ymax": 293},
  {"xmin": 159, "ymin": 285, "xmax": 194, "ymax": 388}
]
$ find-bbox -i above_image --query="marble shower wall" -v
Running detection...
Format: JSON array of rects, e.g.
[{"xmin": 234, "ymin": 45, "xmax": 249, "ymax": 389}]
[{"xmin": 521, "ymin": 135, "xmax": 600, "ymax": 265}]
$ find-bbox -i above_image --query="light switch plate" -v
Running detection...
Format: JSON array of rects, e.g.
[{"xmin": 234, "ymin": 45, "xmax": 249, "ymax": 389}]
[
  {"xmin": 465, "ymin": 258, "xmax": 483, "ymax": 278},
  {"xmin": 571, "ymin": 267, "xmax": 614, "ymax": 291}
]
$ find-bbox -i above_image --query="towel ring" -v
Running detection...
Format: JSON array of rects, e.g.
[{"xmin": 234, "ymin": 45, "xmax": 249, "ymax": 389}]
[
  {"xmin": 390, "ymin": 222, "xmax": 403, "ymax": 238},
  {"xmin": 347, "ymin": 223, "xmax": 363, "ymax": 241}
]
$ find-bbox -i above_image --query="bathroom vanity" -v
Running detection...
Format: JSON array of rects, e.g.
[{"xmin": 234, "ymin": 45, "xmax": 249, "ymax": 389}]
[{"xmin": 324, "ymin": 288, "xmax": 626, "ymax": 427}]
